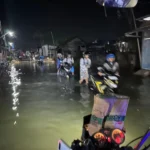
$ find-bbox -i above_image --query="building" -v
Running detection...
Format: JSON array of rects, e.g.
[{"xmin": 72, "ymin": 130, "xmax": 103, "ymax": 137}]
[
  {"xmin": 58, "ymin": 37, "xmax": 86, "ymax": 57},
  {"xmin": 125, "ymin": 15, "xmax": 150, "ymax": 71},
  {"xmin": 41, "ymin": 44, "xmax": 57, "ymax": 58}
]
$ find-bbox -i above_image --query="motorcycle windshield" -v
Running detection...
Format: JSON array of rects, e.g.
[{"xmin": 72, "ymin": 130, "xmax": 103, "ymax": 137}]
[
  {"xmin": 58, "ymin": 140, "xmax": 71, "ymax": 150},
  {"xmin": 108, "ymin": 76, "xmax": 118, "ymax": 80},
  {"xmin": 108, "ymin": 82, "xmax": 118, "ymax": 88}
]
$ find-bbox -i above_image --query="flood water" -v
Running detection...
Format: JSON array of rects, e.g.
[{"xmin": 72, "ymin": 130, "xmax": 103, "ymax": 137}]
[{"xmin": 0, "ymin": 62, "xmax": 150, "ymax": 150}]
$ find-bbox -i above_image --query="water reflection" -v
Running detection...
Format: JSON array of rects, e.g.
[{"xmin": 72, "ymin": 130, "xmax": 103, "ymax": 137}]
[
  {"xmin": 57, "ymin": 76, "xmax": 75, "ymax": 97},
  {"xmin": 0, "ymin": 62, "xmax": 149, "ymax": 150},
  {"xmin": 79, "ymin": 85, "xmax": 91, "ymax": 108},
  {"xmin": 33, "ymin": 62, "xmax": 36, "ymax": 73},
  {"xmin": 9, "ymin": 64, "xmax": 21, "ymax": 125}
]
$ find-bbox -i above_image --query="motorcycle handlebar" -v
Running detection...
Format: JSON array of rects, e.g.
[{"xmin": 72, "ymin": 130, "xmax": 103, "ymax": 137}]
[{"xmin": 71, "ymin": 140, "xmax": 134, "ymax": 150}]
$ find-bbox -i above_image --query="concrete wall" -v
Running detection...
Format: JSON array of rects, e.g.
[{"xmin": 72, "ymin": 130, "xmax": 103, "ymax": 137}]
[{"xmin": 142, "ymin": 31, "xmax": 150, "ymax": 70}]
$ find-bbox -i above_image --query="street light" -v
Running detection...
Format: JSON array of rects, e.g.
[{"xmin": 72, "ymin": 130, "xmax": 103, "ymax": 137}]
[
  {"xmin": 8, "ymin": 42, "xmax": 13, "ymax": 46},
  {"xmin": 143, "ymin": 17, "xmax": 150, "ymax": 21},
  {"xmin": 136, "ymin": 15, "xmax": 150, "ymax": 22},
  {"xmin": 0, "ymin": 30, "xmax": 14, "ymax": 38},
  {"xmin": 8, "ymin": 31, "xmax": 14, "ymax": 37}
]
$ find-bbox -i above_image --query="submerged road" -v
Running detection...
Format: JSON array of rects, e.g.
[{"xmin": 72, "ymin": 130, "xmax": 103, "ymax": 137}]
[{"xmin": 0, "ymin": 62, "xmax": 150, "ymax": 150}]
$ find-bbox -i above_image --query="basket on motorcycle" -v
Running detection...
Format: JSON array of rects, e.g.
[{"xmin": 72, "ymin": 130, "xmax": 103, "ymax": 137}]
[{"xmin": 88, "ymin": 94, "xmax": 130, "ymax": 136}]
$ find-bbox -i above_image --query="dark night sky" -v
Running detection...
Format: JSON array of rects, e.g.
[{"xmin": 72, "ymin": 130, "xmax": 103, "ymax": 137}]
[{"xmin": 1, "ymin": 0, "xmax": 150, "ymax": 49}]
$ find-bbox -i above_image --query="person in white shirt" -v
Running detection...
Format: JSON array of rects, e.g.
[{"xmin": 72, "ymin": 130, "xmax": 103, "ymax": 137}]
[
  {"xmin": 79, "ymin": 52, "xmax": 91, "ymax": 85},
  {"xmin": 63, "ymin": 53, "xmax": 74, "ymax": 75}
]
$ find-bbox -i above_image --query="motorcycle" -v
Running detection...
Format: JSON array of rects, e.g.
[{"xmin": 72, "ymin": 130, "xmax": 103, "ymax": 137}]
[
  {"xmin": 59, "ymin": 62, "xmax": 72, "ymax": 79},
  {"xmin": 89, "ymin": 67, "xmax": 119, "ymax": 95},
  {"xmin": 58, "ymin": 113, "xmax": 150, "ymax": 150},
  {"xmin": 70, "ymin": 128, "xmax": 150, "ymax": 150},
  {"xmin": 37, "ymin": 59, "xmax": 44, "ymax": 65},
  {"xmin": 58, "ymin": 91, "xmax": 149, "ymax": 150}
]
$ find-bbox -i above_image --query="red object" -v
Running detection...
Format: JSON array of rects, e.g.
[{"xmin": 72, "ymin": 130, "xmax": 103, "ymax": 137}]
[
  {"xmin": 115, "ymin": 136, "xmax": 121, "ymax": 144},
  {"xmin": 120, "ymin": 132, "xmax": 124, "ymax": 138},
  {"xmin": 107, "ymin": 137, "xmax": 111, "ymax": 143}
]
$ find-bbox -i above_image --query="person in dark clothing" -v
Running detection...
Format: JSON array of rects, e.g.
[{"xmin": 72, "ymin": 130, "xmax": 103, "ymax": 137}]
[{"xmin": 98, "ymin": 53, "xmax": 119, "ymax": 76}]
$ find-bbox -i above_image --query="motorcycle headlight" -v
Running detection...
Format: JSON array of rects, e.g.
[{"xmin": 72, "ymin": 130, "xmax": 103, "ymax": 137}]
[
  {"xmin": 111, "ymin": 129, "xmax": 125, "ymax": 145},
  {"xmin": 93, "ymin": 132, "xmax": 107, "ymax": 143}
]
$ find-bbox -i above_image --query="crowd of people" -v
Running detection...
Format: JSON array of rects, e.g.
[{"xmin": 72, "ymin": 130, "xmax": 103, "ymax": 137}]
[{"xmin": 56, "ymin": 51, "xmax": 120, "ymax": 83}]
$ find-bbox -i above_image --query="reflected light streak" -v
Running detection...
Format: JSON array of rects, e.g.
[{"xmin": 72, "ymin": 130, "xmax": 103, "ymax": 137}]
[{"xmin": 9, "ymin": 64, "xmax": 21, "ymax": 125}]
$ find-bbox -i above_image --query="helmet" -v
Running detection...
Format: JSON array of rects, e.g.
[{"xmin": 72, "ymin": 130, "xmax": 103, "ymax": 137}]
[
  {"xmin": 106, "ymin": 53, "xmax": 115, "ymax": 60},
  {"xmin": 57, "ymin": 53, "xmax": 62, "ymax": 57}
]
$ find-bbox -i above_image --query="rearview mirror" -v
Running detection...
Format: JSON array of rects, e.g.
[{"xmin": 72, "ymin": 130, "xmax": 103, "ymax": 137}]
[{"xmin": 96, "ymin": 0, "xmax": 138, "ymax": 8}]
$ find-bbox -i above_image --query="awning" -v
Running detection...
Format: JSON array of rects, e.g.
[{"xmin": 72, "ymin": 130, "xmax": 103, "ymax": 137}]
[
  {"xmin": 136, "ymin": 15, "xmax": 150, "ymax": 22},
  {"xmin": 125, "ymin": 25, "xmax": 150, "ymax": 38}
]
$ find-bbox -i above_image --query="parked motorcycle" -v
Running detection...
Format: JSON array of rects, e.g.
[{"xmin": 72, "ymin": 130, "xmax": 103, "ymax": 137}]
[{"xmin": 89, "ymin": 67, "xmax": 119, "ymax": 95}]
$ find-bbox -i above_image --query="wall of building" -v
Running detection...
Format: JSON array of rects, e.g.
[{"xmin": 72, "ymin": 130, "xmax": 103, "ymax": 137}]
[{"xmin": 142, "ymin": 30, "xmax": 150, "ymax": 70}]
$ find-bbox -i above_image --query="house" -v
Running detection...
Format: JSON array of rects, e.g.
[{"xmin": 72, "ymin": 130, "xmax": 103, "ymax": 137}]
[
  {"xmin": 125, "ymin": 15, "xmax": 150, "ymax": 71},
  {"xmin": 87, "ymin": 40, "xmax": 117, "ymax": 64},
  {"xmin": 40, "ymin": 44, "xmax": 57, "ymax": 58},
  {"xmin": 58, "ymin": 37, "xmax": 86, "ymax": 57},
  {"xmin": 0, "ymin": 35, "xmax": 8, "ymax": 61}
]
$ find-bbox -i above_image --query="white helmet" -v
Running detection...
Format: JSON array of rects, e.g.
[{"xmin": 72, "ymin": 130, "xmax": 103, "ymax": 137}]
[{"xmin": 57, "ymin": 53, "xmax": 62, "ymax": 57}]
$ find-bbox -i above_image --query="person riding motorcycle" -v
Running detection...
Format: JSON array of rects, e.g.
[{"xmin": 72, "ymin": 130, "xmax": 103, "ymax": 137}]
[
  {"xmin": 57, "ymin": 53, "xmax": 63, "ymax": 75},
  {"xmin": 98, "ymin": 53, "xmax": 119, "ymax": 77},
  {"xmin": 63, "ymin": 53, "xmax": 74, "ymax": 75},
  {"xmin": 39, "ymin": 55, "xmax": 44, "ymax": 64}
]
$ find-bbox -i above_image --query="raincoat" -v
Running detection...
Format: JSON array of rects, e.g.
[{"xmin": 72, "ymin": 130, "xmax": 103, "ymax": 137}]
[
  {"xmin": 103, "ymin": 61, "xmax": 119, "ymax": 75},
  {"xmin": 39, "ymin": 56, "xmax": 44, "ymax": 61},
  {"xmin": 57, "ymin": 58, "xmax": 63, "ymax": 69}
]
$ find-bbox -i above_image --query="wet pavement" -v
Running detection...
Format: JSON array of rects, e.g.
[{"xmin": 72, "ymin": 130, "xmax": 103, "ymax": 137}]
[{"xmin": 0, "ymin": 62, "xmax": 150, "ymax": 150}]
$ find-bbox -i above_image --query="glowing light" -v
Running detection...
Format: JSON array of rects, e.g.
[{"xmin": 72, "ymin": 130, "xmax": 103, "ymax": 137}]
[
  {"xmin": 111, "ymin": 129, "xmax": 125, "ymax": 145},
  {"xmin": 14, "ymin": 121, "xmax": 17, "ymax": 125},
  {"xmin": 107, "ymin": 137, "xmax": 111, "ymax": 143},
  {"xmin": 8, "ymin": 31, "xmax": 14, "ymax": 37},
  {"xmin": 16, "ymin": 113, "xmax": 19, "ymax": 117},
  {"xmin": 143, "ymin": 17, "xmax": 150, "ymax": 21},
  {"xmin": 115, "ymin": 136, "xmax": 121, "ymax": 144},
  {"xmin": 94, "ymin": 132, "xmax": 106, "ymax": 141},
  {"xmin": 8, "ymin": 42, "xmax": 13, "ymax": 46},
  {"xmin": 12, "ymin": 106, "xmax": 17, "ymax": 111}
]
